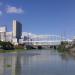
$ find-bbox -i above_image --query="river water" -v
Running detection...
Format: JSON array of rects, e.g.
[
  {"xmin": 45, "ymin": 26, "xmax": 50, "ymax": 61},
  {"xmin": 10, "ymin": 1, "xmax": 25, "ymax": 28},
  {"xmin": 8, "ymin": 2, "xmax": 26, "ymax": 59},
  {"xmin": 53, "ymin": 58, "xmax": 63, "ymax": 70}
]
[{"xmin": 0, "ymin": 49, "xmax": 75, "ymax": 75}]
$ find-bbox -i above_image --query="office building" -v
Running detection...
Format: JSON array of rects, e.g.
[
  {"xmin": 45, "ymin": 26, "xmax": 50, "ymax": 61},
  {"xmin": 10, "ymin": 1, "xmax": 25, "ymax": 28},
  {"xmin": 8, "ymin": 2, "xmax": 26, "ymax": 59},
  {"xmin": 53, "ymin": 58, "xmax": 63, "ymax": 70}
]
[
  {"xmin": 0, "ymin": 26, "xmax": 7, "ymax": 41},
  {"xmin": 12, "ymin": 20, "xmax": 22, "ymax": 44}
]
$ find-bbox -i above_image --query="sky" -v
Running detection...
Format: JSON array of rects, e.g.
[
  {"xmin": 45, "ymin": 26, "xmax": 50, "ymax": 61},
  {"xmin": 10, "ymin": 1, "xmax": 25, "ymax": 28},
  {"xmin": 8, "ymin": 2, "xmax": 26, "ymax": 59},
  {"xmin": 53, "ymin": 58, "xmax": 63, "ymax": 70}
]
[{"xmin": 0, "ymin": 0, "xmax": 75, "ymax": 39}]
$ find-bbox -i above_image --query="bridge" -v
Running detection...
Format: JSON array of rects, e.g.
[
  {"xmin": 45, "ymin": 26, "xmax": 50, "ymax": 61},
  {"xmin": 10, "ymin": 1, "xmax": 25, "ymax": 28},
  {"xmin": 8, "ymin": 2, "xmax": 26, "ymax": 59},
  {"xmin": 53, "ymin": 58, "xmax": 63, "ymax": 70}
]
[{"xmin": 21, "ymin": 34, "xmax": 65, "ymax": 46}]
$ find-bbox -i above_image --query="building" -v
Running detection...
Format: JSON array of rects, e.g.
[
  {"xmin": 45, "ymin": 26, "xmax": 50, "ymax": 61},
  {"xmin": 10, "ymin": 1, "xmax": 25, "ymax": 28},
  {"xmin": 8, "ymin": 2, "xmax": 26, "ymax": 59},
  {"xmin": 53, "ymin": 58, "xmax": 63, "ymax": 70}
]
[
  {"xmin": 12, "ymin": 20, "xmax": 22, "ymax": 44},
  {"xmin": 0, "ymin": 20, "xmax": 63, "ymax": 46},
  {"xmin": 0, "ymin": 26, "xmax": 7, "ymax": 41},
  {"xmin": 0, "ymin": 20, "xmax": 22, "ymax": 45},
  {"xmin": 6, "ymin": 32, "xmax": 13, "ymax": 42}
]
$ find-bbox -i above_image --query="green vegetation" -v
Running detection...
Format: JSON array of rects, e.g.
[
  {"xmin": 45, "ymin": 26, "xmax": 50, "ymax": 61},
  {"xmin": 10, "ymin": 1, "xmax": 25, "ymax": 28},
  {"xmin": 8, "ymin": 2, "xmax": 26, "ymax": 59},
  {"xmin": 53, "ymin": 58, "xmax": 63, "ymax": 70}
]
[
  {"xmin": 0, "ymin": 49, "xmax": 25, "ymax": 53},
  {"xmin": 57, "ymin": 41, "xmax": 69, "ymax": 52},
  {"xmin": 0, "ymin": 41, "xmax": 26, "ymax": 53},
  {"xmin": 0, "ymin": 41, "xmax": 14, "ymax": 50},
  {"xmin": 14, "ymin": 44, "xmax": 25, "ymax": 49}
]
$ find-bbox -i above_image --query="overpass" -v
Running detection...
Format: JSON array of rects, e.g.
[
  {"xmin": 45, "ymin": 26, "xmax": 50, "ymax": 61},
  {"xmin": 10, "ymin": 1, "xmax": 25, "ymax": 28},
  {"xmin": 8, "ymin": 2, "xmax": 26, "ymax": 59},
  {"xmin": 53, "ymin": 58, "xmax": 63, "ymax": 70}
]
[{"xmin": 21, "ymin": 34, "xmax": 65, "ymax": 46}]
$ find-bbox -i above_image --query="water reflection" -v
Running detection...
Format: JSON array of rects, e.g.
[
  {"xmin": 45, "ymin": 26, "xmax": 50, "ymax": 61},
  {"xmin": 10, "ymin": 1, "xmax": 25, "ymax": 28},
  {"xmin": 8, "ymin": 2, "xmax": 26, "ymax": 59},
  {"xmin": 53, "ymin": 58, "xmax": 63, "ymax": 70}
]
[
  {"xmin": 0, "ymin": 53, "xmax": 13, "ymax": 75},
  {"xmin": 0, "ymin": 53, "xmax": 21, "ymax": 75},
  {"xmin": 0, "ymin": 50, "xmax": 75, "ymax": 75},
  {"xmin": 58, "ymin": 51, "xmax": 75, "ymax": 61},
  {"xmin": 15, "ymin": 52, "xmax": 21, "ymax": 75}
]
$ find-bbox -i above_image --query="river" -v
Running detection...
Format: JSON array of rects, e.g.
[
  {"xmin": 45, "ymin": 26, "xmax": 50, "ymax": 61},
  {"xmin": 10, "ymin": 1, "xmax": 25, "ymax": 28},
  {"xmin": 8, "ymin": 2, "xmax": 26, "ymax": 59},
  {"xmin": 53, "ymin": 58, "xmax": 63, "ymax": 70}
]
[{"xmin": 0, "ymin": 49, "xmax": 75, "ymax": 75}]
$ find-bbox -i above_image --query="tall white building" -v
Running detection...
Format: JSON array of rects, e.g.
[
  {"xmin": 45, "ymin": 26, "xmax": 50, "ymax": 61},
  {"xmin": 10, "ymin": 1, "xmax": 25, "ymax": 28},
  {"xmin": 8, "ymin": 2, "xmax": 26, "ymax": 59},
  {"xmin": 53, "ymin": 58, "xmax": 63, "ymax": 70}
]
[
  {"xmin": 0, "ymin": 26, "xmax": 7, "ymax": 41},
  {"xmin": 12, "ymin": 20, "xmax": 22, "ymax": 44}
]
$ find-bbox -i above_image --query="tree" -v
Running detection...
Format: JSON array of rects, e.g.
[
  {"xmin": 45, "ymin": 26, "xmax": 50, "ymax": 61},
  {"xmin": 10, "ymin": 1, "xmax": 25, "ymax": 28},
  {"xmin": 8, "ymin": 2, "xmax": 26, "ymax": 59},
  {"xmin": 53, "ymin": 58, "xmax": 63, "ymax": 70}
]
[{"xmin": 0, "ymin": 41, "xmax": 14, "ymax": 50}]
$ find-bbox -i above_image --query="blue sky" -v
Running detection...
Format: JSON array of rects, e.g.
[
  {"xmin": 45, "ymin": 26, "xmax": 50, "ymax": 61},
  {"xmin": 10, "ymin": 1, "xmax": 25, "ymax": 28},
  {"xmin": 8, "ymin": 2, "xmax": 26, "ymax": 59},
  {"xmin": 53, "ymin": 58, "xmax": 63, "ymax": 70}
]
[{"xmin": 0, "ymin": 0, "xmax": 75, "ymax": 39}]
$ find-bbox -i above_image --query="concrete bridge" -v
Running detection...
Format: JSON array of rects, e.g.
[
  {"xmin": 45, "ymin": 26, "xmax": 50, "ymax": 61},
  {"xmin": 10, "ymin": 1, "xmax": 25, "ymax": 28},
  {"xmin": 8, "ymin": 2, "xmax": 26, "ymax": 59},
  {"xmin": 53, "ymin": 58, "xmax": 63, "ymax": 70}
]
[
  {"xmin": 23, "ymin": 40, "xmax": 61, "ymax": 46},
  {"xmin": 22, "ymin": 34, "xmax": 64, "ymax": 46}
]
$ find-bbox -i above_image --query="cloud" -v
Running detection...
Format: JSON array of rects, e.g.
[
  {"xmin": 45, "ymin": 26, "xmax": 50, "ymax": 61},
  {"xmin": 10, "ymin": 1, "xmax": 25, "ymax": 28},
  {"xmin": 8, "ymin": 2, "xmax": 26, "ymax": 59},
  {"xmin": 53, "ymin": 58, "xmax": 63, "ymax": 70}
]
[{"xmin": 6, "ymin": 6, "xmax": 24, "ymax": 14}]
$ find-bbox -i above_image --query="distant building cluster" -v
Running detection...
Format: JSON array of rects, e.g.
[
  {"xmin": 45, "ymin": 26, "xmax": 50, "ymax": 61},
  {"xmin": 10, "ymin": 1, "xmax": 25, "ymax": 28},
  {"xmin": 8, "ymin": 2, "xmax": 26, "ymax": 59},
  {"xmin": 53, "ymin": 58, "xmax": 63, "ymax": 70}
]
[
  {"xmin": 0, "ymin": 20, "xmax": 71, "ymax": 45},
  {"xmin": 0, "ymin": 20, "xmax": 44, "ymax": 45},
  {"xmin": 0, "ymin": 20, "xmax": 22, "ymax": 45}
]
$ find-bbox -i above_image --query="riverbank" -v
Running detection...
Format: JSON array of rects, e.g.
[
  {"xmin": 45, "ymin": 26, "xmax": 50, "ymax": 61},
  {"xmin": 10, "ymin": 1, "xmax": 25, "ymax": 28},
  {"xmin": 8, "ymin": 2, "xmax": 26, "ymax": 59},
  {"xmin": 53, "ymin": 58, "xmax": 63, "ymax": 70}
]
[{"xmin": 0, "ymin": 49, "xmax": 25, "ymax": 53}]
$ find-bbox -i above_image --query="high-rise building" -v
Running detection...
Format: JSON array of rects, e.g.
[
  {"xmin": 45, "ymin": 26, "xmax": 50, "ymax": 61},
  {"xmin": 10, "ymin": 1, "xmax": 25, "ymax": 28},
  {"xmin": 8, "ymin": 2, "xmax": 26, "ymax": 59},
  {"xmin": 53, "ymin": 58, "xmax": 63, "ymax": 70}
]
[
  {"xmin": 0, "ymin": 26, "xmax": 7, "ymax": 41},
  {"xmin": 13, "ymin": 20, "xmax": 22, "ymax": 43}
]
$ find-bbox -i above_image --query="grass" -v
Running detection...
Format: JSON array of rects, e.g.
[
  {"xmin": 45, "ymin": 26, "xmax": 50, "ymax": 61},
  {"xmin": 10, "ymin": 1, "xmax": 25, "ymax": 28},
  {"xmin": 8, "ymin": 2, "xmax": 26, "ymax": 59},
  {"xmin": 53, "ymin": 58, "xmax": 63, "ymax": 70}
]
[{"xmin": 0, "ymin": 49, "xmax": 25, "ymax": 53}]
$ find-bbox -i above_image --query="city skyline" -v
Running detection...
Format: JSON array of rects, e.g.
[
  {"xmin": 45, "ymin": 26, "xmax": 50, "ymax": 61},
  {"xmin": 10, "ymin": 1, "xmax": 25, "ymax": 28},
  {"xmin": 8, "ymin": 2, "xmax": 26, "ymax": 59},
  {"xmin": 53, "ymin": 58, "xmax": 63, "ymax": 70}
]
[
  {"xmin": 0, "ymin": 21, "xmax": 63, "ymax": 45},
  {"xmin": 0, "ymin": 0, "xmax": 75, "ymax": 39}
]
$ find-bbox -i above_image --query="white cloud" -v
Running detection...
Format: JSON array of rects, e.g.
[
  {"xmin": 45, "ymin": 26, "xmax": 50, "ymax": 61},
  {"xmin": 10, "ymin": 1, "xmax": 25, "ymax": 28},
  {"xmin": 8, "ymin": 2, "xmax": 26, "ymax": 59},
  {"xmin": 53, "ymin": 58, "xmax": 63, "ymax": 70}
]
[{"xmin": 6, "ymin": 6, "xmax": 24, "ymax": 14}]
